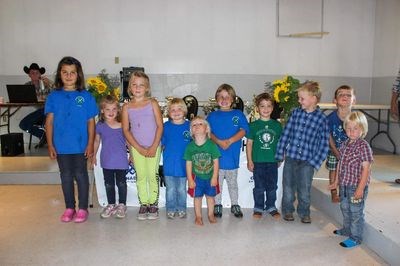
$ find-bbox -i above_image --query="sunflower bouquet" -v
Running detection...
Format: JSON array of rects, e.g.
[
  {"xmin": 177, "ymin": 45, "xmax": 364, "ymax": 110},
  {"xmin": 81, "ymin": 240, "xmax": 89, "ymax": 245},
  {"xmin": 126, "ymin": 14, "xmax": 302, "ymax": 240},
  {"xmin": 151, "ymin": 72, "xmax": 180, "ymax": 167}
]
[
  {"xmin": 87, "ymin": 69, "xmax": 121, "ymax": 103},
  {"xmin": 266, "ymin": 75, "xmax": 300, "ymax": 123}
]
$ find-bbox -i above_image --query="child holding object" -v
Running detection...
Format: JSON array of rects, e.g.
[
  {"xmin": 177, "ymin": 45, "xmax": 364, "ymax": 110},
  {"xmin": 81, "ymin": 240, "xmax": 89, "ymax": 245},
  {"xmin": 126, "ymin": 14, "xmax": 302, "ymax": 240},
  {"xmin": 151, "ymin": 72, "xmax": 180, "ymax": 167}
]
[
  {"xmin": 184, "ymin": 116, "xmax": 221, "ymax": 226},
  {"xmin": 329, "ymin": 111, "xmax": 373, "ymax": 248}
]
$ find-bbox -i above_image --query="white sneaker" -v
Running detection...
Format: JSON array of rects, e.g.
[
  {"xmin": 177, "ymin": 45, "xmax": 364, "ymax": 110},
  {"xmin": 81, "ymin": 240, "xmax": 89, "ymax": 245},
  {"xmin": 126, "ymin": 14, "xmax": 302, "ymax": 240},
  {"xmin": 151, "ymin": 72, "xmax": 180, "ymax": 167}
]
[
  {"xmin": 177, "ymin": 211, "xmax": 186, "ymax": 218},
  {"xmin": 147, "ymin": 205, "xmax": 159, "ymax": 220},
  {"xmin": 114, "ymin": 204, "xmax": 127, "ymax": 219},
  {"xmin": 137, "ymin": 205, "xmax": 148, "ymax": 221},
  {"xmin": 167, "ymin": 212, "xmax": 175, "ymax": 219},
  {"xmin": 100, "ymin": 204, "xmax": 116, "ymax": 218}
]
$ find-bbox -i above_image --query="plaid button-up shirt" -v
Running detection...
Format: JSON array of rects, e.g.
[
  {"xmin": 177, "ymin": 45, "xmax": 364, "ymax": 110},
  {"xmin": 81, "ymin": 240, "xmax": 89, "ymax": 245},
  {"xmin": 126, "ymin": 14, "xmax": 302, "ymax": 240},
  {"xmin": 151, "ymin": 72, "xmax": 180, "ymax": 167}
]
[
  {"xmin": 338, "ymin": 138, "xmax": 373, "ymax": 187},
  {"xmin": 276, "ymin": 106, "xmax": 329, "ymax": 169}
]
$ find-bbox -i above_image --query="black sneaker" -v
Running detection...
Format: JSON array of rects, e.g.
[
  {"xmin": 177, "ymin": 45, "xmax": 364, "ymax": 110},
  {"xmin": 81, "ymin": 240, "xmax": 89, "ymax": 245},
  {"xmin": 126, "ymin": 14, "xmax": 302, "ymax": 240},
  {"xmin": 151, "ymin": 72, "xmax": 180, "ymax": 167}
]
[
  {"xmin": 231, "ymin": 205, "xmax": 243, "ymax": 218},
  {"xmin": 214, "ymin": 204, "xmax": 223, "ymax": 218}
]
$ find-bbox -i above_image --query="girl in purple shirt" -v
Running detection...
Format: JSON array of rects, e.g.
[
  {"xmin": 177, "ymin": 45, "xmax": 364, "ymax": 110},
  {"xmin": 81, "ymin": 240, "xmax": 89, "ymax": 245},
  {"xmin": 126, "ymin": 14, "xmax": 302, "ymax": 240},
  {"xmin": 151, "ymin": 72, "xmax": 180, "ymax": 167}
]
[
  {"xmin": 93, "ymin": 95, "xmax": 129, "ymax": 219},
  {"xmin": 121, "ymin": 71, "xmax": 163, "ymax": 220}
]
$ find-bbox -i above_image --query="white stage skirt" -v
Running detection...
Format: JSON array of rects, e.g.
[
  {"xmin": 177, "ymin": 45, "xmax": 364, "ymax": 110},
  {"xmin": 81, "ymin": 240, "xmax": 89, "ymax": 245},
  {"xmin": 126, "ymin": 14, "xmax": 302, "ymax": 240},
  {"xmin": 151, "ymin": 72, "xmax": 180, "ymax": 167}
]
[{"xmin": 94, "ymin": 145, "xmax": 283, "ymax": 209}]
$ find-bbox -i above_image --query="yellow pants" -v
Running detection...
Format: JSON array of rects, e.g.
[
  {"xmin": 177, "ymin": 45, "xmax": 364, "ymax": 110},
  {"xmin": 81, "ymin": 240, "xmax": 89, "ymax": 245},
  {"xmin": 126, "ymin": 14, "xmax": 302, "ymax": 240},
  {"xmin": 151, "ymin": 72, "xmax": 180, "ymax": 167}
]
[{"xmin": 130, "ymin": 146, "xmax": 161, "ymax": 205}]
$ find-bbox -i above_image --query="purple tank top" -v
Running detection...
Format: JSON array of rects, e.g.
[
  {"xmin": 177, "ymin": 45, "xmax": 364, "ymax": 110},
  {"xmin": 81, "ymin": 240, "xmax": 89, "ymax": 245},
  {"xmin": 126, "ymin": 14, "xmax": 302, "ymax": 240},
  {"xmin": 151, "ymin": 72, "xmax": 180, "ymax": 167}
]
[{"xmin": 128, "ymin": 102, "xmax": 157, "ymax": 148}]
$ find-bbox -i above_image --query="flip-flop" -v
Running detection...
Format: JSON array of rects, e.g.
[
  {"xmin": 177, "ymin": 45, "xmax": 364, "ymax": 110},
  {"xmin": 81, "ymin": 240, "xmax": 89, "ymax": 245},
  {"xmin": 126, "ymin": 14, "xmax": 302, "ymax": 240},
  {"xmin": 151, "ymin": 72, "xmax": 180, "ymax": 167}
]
[{"xmin": 395, "ymin": 179, "xmax": 400, "ymax": 184}]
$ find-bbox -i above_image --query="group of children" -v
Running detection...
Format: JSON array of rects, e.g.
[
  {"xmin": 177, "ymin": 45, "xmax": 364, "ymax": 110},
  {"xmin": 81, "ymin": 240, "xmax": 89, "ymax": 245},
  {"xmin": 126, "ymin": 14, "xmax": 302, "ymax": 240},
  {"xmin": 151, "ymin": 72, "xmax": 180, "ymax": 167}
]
[{"xmin": 44, "ymin": 56, "xmax": 373, "ymax": 249}]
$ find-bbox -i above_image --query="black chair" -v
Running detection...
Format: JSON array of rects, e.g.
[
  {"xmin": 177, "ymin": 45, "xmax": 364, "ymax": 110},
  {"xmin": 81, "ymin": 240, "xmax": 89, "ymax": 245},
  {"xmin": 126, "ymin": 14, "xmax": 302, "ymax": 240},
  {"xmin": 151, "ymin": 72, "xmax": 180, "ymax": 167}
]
[
  {"xmin": 183, "ymin": 95, "xmax": 198, "ymax": 120},
  {"xmin": 271, "ymin": 102, "xmax": 283, "ymax": 120},
  {"xmin": 233, "ymin": 96, "xmax": 244, "ymax": 111}
]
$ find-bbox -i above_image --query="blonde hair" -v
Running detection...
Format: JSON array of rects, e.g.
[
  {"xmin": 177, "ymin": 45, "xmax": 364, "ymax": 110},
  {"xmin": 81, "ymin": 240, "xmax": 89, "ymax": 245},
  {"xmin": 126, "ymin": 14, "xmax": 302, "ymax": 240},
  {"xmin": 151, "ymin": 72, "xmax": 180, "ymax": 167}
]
[
  {"xmin": 99, "ymin": 95, "xmax": 121, "ymax": 122},
  {"xmin": 215, "ymin": 84, "xmax": 236, "ymax": 106},
  {"xmin": 167, "ymin": 98, "xmax": 188, "ymax": 117},
  {"xmin": 298, "ymin": 81, "xmax": 322, "ymax": 102},
  {"xmin": 190, "ymin": 116, "xmax": 211, "ymax": 138},
  {"xmin": 127, "ymin": 71, "xmax": 151, "ymax": 98},
  {"xmin": 344, "ymin": 111, "xmax": 368, "ymax": 138}
]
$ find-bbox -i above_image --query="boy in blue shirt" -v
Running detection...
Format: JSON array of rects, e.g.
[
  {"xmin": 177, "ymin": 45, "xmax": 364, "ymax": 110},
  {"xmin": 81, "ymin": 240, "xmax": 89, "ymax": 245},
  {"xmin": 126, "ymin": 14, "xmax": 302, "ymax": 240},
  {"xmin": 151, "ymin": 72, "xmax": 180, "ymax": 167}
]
[
  {"xmin": 207, "ymin": 84, "xmax": 249, "ymax": 218},
  {"xmin": 326, "ymin": 85, "xmax": 355, "ymax": 202},
  {"xmin": 276, "ymin": 81, "xmax": 329, "ymax": 224}
]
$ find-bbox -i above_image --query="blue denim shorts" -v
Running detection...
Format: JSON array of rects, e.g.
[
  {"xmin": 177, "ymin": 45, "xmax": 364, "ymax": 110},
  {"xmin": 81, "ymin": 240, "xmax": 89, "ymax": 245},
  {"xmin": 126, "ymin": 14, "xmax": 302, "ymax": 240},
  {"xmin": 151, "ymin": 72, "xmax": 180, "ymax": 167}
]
[{"xmin": 194, "ymin": 178, "xmax": 217, "ymax": 197}]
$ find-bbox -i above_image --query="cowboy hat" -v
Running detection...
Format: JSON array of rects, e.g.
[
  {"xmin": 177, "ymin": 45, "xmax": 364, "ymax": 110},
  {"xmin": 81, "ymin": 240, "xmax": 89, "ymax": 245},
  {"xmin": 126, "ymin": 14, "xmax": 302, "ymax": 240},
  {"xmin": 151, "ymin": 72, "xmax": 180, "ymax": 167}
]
[{"xmin": 23, "ymin": 63, "xmax": 45, "ymax": 74}]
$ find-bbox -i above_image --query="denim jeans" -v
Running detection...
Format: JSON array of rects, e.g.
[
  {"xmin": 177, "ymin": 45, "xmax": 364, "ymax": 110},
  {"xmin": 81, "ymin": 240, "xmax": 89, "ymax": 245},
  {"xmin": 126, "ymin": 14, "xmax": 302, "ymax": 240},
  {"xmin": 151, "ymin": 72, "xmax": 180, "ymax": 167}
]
[
  {"xmin": 19, "ymin": 108, "xmax": 45, "ymax": 139},
  {"xmin": 103, "ymin": 169, "xmax": 128, "ymax": 205},
  {"xmin": 339, "ymin": 185, "xmax": 368, "ymax": 244},
  {"xmin": 165, "ymin": 176, "xmax": 187, "ymax": 212},
  {"xmin": 253, "ymin": 162, "xmax": 278, "ymax": 213},
  {"xmin": 282, "ymin": 157, "xmax": 315, "ymax": 217},
  {"xmin": 57, "ymin": 154, "xmax": 89, "ymax": 209}
]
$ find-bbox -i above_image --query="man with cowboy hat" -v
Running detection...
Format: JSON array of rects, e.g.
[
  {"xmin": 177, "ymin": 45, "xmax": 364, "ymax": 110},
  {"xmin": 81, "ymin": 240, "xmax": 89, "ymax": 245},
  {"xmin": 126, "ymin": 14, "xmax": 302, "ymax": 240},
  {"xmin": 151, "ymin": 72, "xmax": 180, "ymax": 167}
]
[{"xmin": 20, "ymin": 63, "xmax": 53, "ymax": 147}]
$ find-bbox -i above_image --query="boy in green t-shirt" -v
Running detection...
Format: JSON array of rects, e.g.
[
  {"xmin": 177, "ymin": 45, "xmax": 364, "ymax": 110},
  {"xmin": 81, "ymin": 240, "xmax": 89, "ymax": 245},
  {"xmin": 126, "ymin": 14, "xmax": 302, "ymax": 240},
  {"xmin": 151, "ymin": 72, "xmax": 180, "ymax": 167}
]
[
  {"xmin": 184, "ymin": 116, "xmax": 221, "ymax": 226},
  {"xmin": 246, "ymin": 93, "xmax": 283, "ymax": 219}
]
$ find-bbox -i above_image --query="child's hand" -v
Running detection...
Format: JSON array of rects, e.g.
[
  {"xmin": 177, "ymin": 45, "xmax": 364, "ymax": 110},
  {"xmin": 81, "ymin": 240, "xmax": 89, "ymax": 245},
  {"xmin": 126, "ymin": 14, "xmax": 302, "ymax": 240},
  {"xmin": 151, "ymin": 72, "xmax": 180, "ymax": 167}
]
[
  {"xmin": 327, "ymin": 183, "xmax": 337, "ymax": 190},
  {"xmin": 47, "ymin": 145, "xmax": 57, "ymax": 159},
  {"xmin": 85, "ymin": 146, "xmax": 94, "ymax": 159},
  {"xmin": 137, "ymin": 146, "xmax": 148, "ymax": 157},
  {"xmin": 91, "ymin": 157, "xmax": 97, "ymax": 168},
  {"xmin": 353, "ymin": 187, "xmax": 364, "ymax": 200},
  {"xmin": 146, "ymin": 146, "xmax": 157, "ymax": 157},
  {"xmin": 210, "ymin": 178, "xmax": 217, "ymax": 187},
  {"xmin": 219, "ymin": 139, "xmax": 231, "ymax": 150},
  {"xmin": 188, "ymin": 179, "xmax": 196, "ymax": 189},
  {"xmin": 247, "ymin": 161, "xmax": 254, "ymax": 172}
]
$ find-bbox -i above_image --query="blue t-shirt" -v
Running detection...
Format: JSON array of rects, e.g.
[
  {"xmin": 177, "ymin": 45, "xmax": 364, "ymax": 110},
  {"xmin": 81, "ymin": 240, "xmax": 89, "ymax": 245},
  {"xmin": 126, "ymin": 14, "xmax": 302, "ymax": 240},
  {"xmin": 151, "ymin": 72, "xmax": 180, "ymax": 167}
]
[
  {"xmin": 206, "ymin": 109, "xmax": 249, "ymax": 169},
  {"xmin": 161, "ymin": 120, "xmax": 191, "ymax": 177},
  {"xmin": 45, "ymin": 88, "xmax": 98, "ymax": 154},
  {"xmin": 96, "ymin": 122, "xmax": 129, "ymax": 170},
  {"xmin": 327, "ymin": 111, "xmax": 348, "ymax": 148}
]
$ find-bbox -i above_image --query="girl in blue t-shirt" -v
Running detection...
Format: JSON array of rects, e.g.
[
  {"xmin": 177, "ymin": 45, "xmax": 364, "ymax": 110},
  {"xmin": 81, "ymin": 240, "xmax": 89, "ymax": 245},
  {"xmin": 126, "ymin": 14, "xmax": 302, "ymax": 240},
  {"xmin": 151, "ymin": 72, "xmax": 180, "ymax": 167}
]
[
  {"xmin": 161, "ymin": 98, "xmax": 191, "ymax": 219},
  {"xmin": 45, "ymin": 56, "xmax": 98, "ymax": 223},
  {"xmin": 93, "ymin": 95, "xmax": 129, "ymax": 219}
]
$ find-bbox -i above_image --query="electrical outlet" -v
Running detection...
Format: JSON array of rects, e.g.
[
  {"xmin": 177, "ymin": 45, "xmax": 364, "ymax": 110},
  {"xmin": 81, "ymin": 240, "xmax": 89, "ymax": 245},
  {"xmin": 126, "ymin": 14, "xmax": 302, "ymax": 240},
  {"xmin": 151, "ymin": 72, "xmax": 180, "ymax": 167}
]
[{"xmin": 114, "ymin": 57, "xmax": 119, "ymax": 64}]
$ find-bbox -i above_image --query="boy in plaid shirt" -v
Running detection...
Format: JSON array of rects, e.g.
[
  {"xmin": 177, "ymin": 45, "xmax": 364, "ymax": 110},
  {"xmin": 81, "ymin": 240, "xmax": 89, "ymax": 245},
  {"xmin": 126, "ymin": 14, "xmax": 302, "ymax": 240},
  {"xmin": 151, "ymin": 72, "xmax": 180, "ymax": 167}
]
[
  {"xmin": 329, "ymin": 111, "xmax": 373, "ymax": 248},
  {"xmin": 276, "ymin": 81, "xmax": 329, "ymax": 224}
]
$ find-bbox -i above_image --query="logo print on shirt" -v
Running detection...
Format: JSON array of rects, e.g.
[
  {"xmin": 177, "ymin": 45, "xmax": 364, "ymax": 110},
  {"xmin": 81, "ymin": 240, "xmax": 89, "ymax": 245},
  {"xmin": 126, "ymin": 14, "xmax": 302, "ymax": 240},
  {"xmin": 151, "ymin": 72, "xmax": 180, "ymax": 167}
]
[
  {"xmin": 232, "ymin": 116, "xmax": 240, "ymax": 126},
  {"xmin": 183, "ymin": 130, "xmax": 191, "ymax": 141},
  {"xmin": 75, "ymin": 96, "xmax": 85, "ymax": 107}
]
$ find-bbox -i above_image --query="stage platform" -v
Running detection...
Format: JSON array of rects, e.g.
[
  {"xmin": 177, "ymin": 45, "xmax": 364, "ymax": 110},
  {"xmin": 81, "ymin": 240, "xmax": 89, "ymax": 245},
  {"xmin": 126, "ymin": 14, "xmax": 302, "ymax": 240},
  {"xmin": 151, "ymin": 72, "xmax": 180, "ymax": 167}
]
[
  {"xmin": 312, "ymin": 154, "xmax": 400, "ymax": 265},
  {"xmin": 0, "ymin": 147, "xmax": 399, "ymax": 264}
]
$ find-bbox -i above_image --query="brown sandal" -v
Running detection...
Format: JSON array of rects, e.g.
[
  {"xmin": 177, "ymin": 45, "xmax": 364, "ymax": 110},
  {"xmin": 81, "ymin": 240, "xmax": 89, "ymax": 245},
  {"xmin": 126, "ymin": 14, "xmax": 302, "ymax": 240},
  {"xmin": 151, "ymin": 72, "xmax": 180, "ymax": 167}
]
[{"xmin": 395, "ymin": 179, "xmax": 400, "ymax": 184}]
